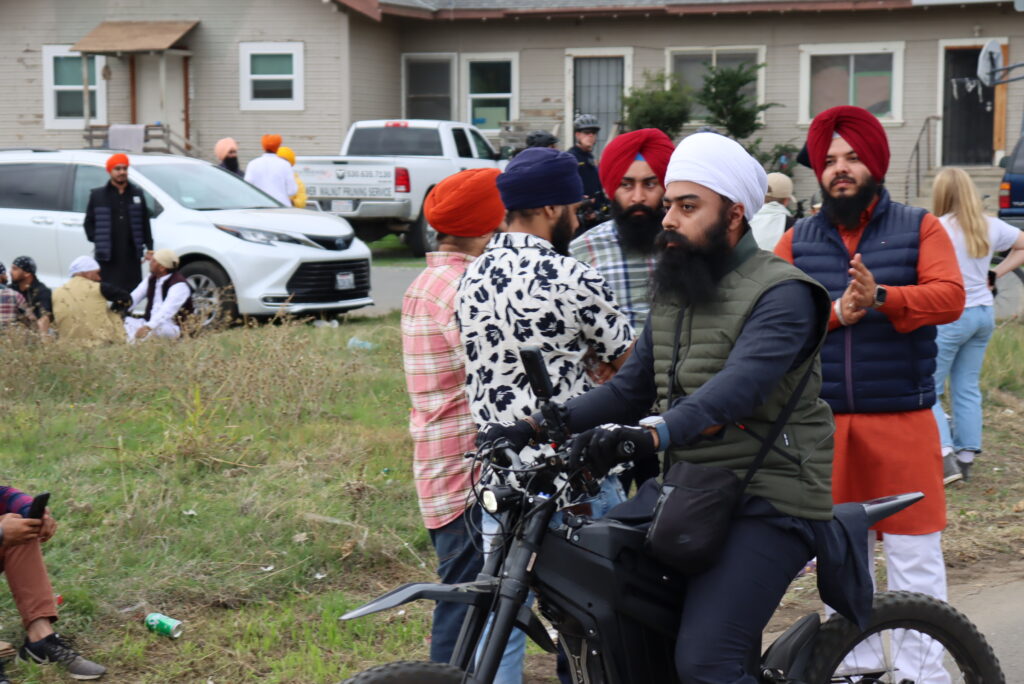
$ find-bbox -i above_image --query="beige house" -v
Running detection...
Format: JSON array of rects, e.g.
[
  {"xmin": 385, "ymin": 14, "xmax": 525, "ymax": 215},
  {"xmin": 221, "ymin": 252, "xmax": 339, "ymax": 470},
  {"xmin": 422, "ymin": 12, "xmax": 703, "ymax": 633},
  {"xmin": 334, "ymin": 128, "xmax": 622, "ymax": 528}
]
[{"xmin": 3, "ymin": 0, "xmax": 1023, "ymax": 202}]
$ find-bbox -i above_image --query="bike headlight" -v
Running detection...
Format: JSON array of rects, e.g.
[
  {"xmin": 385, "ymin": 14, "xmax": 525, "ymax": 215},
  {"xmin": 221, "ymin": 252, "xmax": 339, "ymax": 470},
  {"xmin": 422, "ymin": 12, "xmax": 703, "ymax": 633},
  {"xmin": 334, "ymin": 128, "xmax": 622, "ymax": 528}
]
[
  {"xmin": 482, "ymin": 489, "xmax": 500, "ymax": 514},
  {"xmin": 215, "ymin": 225, "xmax": 310, "ymax": 246}
]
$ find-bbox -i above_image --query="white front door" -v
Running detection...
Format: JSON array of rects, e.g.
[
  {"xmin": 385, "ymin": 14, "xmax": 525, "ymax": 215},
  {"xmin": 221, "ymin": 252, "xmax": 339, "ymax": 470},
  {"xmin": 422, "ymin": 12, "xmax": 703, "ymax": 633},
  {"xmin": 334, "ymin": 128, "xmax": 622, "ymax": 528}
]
[{"xmin": 137, "ymin": 54, "xmax": 187, "ymax": 141}]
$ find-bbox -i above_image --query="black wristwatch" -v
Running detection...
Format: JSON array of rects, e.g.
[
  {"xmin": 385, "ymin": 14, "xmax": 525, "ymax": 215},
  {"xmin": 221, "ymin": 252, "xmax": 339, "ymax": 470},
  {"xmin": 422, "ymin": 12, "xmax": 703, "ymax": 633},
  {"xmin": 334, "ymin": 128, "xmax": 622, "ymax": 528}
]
[{"xmin": 872, "ymin": 285, "xmax": 887, "ymax": 309}]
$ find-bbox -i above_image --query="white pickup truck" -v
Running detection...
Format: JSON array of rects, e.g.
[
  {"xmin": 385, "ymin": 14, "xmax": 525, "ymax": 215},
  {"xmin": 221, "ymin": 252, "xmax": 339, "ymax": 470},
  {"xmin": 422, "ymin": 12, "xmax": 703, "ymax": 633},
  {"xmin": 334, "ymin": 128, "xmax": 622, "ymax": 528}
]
[{"xmin": 296, "ymin": 120, "xmax": 511, "ymax": 256}]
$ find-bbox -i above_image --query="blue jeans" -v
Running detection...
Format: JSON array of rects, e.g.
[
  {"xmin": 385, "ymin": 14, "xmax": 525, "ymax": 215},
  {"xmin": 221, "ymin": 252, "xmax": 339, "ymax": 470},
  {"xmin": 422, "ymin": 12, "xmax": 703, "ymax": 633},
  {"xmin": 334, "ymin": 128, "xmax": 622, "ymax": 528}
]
[
  {"xmin": 428, "ymin": 505, "xmax": 484, "ymax": 663},
  {"xmin": 478, "ymin": 475, "xmax": 626, "ymax": 684},
  {"xmin": 931, "ymin": 305, "xmax": 995, "ymax": 454}
]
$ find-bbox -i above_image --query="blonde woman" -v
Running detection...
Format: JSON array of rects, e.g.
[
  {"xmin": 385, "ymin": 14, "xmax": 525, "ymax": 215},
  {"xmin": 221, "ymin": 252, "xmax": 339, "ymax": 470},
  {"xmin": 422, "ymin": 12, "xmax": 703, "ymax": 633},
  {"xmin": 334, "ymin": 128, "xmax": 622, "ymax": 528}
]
[{"xmin": 931, "ymin": 167, "xmax": 1024, "ymax": 482}]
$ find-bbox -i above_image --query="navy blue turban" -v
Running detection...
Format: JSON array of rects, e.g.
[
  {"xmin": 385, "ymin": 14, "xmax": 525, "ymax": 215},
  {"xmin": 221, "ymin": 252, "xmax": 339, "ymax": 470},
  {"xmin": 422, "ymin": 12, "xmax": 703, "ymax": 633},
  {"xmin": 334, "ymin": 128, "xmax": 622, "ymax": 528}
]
[{"xmin": 497, "ymin": 147, "xmax": 584, "ymax": 210}]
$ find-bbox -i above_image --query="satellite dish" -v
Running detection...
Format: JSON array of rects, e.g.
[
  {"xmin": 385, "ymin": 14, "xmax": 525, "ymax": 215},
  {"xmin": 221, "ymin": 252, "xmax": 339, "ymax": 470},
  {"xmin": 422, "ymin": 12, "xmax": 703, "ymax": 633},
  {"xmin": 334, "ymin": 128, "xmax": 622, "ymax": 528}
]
[{"xmin": 977, "ymin": 39, "xmax": 1004, "ymax": 88}]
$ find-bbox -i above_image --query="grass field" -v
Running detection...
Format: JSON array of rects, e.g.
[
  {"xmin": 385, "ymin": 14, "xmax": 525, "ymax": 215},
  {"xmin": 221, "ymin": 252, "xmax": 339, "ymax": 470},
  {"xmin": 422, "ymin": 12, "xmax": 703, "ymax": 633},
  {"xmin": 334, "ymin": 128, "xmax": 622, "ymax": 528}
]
[{"xmin": 0, "ymin": 317, "xmax": 1022, "ymax": 683}]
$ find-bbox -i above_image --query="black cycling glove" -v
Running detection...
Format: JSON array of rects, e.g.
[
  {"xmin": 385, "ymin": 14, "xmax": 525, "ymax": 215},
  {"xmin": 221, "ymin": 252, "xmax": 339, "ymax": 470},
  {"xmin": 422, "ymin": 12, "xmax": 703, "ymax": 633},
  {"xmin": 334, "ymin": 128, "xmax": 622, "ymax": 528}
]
[
  {"xmin": 568, "ymin": 424, "xmax": 655, "ymax": 479},
  {"xmin": 476, "ymin": 419, "xmax": 537, "ymax": 452}
]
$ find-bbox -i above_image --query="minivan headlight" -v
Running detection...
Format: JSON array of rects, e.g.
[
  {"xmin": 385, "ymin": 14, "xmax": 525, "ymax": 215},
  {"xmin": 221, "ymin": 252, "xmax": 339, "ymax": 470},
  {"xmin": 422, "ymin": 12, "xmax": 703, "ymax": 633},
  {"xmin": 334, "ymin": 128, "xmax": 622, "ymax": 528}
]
[{"xmin": 215, "ymin": 225, "xmax": 306, "ymax": 246}]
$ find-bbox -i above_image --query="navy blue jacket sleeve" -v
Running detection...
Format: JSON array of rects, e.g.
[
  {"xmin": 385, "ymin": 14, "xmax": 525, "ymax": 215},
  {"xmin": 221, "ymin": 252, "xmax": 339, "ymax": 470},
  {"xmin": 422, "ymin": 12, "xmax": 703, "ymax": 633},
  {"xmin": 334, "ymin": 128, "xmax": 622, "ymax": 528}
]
[{"xmin": 563, "ymin": 280, "xmax": 821, "ymax": 447}]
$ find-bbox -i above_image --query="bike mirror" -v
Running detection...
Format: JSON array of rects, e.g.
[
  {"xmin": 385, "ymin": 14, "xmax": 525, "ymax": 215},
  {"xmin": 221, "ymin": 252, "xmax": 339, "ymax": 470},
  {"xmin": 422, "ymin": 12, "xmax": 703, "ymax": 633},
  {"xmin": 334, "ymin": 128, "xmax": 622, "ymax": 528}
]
[{"xmin": 519, "ymin": 346, "xmax": 554, "ymax": 401}]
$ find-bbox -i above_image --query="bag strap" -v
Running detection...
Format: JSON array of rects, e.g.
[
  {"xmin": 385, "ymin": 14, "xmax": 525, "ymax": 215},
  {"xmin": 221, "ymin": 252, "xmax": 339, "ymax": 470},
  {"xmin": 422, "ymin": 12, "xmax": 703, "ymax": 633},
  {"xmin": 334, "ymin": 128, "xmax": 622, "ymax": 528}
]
[{"xmin": 738, "ymin": 359, "xmax": 816, "ymax": 492}]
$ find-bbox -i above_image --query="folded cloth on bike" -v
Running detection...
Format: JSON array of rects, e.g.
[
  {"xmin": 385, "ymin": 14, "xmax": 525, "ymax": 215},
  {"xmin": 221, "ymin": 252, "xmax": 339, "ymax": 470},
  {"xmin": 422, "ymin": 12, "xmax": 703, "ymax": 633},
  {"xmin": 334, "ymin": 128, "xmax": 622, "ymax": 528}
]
[
  {"xmin": 424, "ymin": 168, "xmax": 505, "ymax": 238},
  {"xmin": 598, "ymin": 128, "xmax": 676, "ymax": 201},
  {"xmin": 663, "ymin": 132, "xmax": 767, "ymax": 220}
]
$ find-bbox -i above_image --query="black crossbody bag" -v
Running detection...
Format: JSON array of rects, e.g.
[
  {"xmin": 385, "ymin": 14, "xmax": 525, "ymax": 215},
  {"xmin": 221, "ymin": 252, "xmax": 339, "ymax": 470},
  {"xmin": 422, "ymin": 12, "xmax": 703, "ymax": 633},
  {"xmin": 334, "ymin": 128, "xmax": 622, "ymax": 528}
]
[{"xmin": 644, "ymin": 308, "xmax": 815, "ymax": 576}]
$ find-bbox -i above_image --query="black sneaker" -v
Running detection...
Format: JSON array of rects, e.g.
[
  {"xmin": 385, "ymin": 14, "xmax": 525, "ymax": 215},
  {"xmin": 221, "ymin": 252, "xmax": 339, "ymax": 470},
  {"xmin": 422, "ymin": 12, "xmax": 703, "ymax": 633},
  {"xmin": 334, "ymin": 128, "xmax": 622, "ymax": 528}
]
[
  {"xmin": 942, "ymin": 453, "xmax": 962, "ymax": 485},
  {"xmin": 19, "ymin": 633, "xmax": 106, "ymax": 680}
]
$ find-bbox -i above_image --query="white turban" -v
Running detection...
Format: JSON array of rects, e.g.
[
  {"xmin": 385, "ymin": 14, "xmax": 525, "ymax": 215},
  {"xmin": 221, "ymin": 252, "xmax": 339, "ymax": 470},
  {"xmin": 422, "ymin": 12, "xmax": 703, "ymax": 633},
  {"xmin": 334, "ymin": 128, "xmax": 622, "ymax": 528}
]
[
  {"xmin": 663, "ymin": 132, "xmax": 768, "ymax": 220},
  {"xmin": 68, "ymin": 255, "xmax": 101, "ymax": 277}
]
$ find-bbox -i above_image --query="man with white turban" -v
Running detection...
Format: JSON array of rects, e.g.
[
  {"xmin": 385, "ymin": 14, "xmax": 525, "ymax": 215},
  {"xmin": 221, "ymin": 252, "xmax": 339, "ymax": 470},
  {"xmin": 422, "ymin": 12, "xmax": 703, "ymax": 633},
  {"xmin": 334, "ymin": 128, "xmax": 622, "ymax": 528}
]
[
  {"xmin": 482, "ymin": 132, "xmax": 867, "ymax": 683},
  {"xmin": 125, "ymin": 249, "xmax": 194, "ymax": 342},
  {"xmin": 52, "ymin": 255, "xmax": 131, "ymax": 346}
]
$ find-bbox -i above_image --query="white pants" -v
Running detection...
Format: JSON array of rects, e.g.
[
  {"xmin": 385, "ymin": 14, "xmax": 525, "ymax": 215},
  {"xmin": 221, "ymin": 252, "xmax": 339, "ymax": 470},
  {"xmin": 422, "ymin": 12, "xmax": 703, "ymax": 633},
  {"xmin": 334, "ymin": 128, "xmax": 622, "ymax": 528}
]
[
  {"xmin": 124, "ymin": 317, "xmax": 180, "ymax": 342},
  {"xmin": 829, "ymin": 531, "xmax": 951, "ymax": 683}
]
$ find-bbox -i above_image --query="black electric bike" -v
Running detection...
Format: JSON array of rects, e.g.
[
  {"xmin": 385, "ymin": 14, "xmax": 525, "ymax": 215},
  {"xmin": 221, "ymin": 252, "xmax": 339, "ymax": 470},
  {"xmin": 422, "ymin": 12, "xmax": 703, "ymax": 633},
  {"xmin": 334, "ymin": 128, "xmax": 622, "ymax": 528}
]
[{"xmin": 341, "ymin": 348, "xmax": 1004, "ymax": 684}]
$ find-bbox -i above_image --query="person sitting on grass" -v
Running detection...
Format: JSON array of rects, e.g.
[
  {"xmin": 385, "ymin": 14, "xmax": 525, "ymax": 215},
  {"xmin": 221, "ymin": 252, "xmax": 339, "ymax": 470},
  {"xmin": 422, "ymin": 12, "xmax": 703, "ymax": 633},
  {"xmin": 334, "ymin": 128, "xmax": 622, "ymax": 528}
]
[
  {"xmin": 0, "ymin": 485, "xmax": 106, "ymax": 681},
  {"xmin": 125, "ymin": 249, "xmax": 194, "ymax": 342},
  {"xmin": 0, "ymin": 262, "xmax": 36, "ymax": 331},
  {"xmin": 52, "ymin": 256, "xmax": 132, "ymax": 347}
]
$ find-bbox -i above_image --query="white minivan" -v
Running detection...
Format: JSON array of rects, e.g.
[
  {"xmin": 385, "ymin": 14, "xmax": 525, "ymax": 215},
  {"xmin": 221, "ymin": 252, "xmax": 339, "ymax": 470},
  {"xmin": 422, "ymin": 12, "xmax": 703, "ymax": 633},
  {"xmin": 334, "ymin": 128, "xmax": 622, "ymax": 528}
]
[{"xmin": 0, "ymin": 149, "xmax": 373, "ymax": 320}]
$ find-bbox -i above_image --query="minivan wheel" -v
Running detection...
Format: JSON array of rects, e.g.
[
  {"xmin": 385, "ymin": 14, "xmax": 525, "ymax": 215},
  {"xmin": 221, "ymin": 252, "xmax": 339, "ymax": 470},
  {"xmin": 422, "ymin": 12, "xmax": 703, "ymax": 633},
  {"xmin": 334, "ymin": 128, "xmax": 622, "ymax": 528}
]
[{"xmin": 180, "ymin": 260, "xmax": 237, "ymax": 328}]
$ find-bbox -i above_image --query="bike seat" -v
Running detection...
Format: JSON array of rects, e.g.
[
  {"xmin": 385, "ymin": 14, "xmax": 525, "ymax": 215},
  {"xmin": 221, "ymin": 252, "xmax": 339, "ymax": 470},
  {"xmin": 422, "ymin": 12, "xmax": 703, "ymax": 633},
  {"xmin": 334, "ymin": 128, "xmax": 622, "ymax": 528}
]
[{"xmin": 853, "ymin": 492, "xmax": 924, "ymax": 527}]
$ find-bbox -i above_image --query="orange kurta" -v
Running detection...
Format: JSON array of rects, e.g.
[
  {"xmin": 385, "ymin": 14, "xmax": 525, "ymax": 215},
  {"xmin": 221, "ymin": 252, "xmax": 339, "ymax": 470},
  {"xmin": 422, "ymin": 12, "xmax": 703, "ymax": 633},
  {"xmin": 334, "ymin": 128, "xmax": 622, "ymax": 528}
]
[{"xmin": 775, "ymin": 205, "xmax": 965, "ymax": 534}]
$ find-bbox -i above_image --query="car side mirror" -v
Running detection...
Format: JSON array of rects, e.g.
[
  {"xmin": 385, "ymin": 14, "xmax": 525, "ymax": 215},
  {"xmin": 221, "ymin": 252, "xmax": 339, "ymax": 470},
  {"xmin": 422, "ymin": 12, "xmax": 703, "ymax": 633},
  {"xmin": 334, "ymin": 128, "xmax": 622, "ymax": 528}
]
[
  {"xmin": 519, "ymin": 345, "xmax": 554, "ymax": 401},
  {"xmin": 998, "ymin": 156, "xmax": 1009, "ymax": 169},
  {"xmin": 496, "ymin": 145, "xmax": 514, "ymax": 162}
]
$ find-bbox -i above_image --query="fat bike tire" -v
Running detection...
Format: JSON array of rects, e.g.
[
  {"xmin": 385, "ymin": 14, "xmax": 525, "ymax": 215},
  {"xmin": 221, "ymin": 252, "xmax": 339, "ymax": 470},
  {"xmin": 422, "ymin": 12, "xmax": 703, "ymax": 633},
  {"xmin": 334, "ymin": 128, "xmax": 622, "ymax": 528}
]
[
  {"xmin": 341, "ymin": 660, "xmax": 465, "ymax": 684},
  {"xmin": 804, "ymin": 590, "xmax": 1004, "ymax": 683}
]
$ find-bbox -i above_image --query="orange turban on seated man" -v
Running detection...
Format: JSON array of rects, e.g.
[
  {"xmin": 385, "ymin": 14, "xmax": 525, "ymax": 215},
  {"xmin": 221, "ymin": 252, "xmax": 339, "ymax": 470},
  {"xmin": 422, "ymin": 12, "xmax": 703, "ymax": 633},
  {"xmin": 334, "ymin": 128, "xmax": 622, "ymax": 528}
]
[
  {"xmin": 424, "ymin": 168, "xmax": 505, "ymax": 238},
  {"xmin": 261, "ymin": 134, "xmax": 283, "ymax": 153}
]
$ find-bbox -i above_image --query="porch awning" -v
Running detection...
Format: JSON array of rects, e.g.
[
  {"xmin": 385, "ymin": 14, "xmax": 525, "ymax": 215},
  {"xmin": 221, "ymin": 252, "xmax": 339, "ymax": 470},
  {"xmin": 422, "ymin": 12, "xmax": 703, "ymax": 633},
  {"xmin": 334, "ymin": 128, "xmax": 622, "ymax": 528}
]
[{"xmin": 71, "ymin": 20, "xmax": 199, "ymax": 54}]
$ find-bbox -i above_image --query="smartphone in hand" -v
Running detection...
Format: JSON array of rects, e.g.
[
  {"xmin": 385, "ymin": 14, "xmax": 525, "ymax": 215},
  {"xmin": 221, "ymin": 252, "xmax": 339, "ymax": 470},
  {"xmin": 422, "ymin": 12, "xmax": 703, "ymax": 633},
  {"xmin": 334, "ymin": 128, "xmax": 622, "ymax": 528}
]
[{"xmin": 27, "ymin": 492, "xmax": 50, "ymax": 519}]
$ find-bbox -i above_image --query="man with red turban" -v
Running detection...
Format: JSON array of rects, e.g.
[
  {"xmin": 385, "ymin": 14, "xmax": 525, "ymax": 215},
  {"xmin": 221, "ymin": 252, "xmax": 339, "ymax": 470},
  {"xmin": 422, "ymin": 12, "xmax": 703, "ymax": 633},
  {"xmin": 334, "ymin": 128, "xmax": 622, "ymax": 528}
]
[
  {"xmin": 243, "ymin": 134, "xmax": 296, "ymax": 205},
  {"xmin": 84, "ymin": 153, "xmax": 154, "ymax": 292},
  {"xmin": 776, "ymin": 106, "xmax": 965, "ymax": 679},
  {"xmin": 400, "ymin": 168, "xmax": 505, "ymax": 665},
  {"xmin": 571, "ymin": 128, "xmax": 675, "ymax": 332},
  {"xmin": 570, "ymin": 128, "xmax": 674, "ymax": 491}
]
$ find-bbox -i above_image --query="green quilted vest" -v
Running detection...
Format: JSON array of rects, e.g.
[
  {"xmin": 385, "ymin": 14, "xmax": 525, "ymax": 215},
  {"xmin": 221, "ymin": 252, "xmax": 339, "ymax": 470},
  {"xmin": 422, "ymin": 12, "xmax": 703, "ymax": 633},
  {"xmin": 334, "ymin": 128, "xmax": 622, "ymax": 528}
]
[{"xmin": 649, "ymin": 231, "xmax": 835, "ymax": 520}]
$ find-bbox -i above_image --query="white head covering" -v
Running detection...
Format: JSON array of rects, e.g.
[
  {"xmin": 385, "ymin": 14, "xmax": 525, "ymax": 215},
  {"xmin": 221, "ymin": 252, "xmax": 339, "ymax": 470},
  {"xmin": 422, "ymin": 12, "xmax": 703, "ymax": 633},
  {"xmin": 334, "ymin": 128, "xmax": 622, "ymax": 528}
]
[
  {"xmin": 68, "ymin": 255, "xmax": 101, "ymax": 277},
  {"xmin": 152, "ymin": 248, "xmax": 180, "ymax": 269},
  {"xmin": 663, "ymin": 132, "xmax": 768, "ymax": 220}
]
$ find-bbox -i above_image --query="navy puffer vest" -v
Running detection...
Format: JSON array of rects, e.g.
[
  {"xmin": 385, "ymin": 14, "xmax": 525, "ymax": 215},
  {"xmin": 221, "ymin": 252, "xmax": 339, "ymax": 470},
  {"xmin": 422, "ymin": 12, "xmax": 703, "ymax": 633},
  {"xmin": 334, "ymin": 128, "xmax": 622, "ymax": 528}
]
[
  {"xmin": 791, "ymin": 188, "xmax": 936, "ymax": 414},
  {"xmin": 93, "ymin": 186, "xmax": 147, "ymax": 262}
]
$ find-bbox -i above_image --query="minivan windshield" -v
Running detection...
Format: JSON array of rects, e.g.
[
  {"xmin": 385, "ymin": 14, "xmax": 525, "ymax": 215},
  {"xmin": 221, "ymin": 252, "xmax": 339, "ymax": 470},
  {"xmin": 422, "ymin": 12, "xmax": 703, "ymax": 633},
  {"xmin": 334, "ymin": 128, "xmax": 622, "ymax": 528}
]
[{"xmin": 139, "ymin": 163, "xmax": 282, "ymax": 210}]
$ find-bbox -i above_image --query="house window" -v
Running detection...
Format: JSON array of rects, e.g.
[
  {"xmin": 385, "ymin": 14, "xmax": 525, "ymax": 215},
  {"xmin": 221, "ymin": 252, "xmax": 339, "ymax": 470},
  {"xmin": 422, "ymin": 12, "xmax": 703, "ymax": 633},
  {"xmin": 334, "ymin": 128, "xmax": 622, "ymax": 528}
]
[
  {"xmin": 667, "ymin": 46, "xmax": 765, "ymax": 120},
  {"xmin": 239, "ymin": 42, "xmax": 304, "ymax": 111},
  {"xmin": 799, "ymin": 42, "xmax": 904, "ymax": 123},
  {"xmin": 461, "ymin": 54, "xmax": 518, "ymax": 131},
  {"xmin": 404, "ymin": 54, "xmax": 455, "ymax": 120},
  {"xmin": 42, "ymin": 45, "xmax": 107, "ymax": 130}
]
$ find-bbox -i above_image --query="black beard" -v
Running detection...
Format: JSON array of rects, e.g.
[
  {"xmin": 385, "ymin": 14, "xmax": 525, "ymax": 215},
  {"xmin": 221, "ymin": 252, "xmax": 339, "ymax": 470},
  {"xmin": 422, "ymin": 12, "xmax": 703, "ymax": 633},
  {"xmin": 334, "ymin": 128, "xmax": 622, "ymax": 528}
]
[
  {"xmin": 551, "ymin": 207, "xmax": 575, "ymax": 256},
  {"xmin": 222, "ymin": 157, "xmax": 240, "ymax": 173},
  {"xmin": 612, "ymin": 201, "xmax": 665, "ymax": 255},
  {"xmin": 821, "ymin": 177, "xmax": 879, "ymax": 229},
  {"xmin": 650, "ymin": 210, "xmax": 733, "ymax": 307}
]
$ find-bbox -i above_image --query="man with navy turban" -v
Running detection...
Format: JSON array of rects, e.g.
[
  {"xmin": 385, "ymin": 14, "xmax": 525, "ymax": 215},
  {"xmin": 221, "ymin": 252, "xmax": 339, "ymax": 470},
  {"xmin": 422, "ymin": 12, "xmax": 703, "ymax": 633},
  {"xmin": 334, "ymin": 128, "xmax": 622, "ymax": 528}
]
[{"xmin": 458, "ymin": 147, "xmax": 635, "ymax": 684}]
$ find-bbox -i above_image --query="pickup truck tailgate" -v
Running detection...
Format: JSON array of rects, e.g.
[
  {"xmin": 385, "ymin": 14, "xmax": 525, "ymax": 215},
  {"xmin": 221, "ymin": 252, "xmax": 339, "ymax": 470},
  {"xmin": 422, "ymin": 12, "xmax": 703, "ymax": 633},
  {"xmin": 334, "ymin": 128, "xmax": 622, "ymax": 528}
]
[{"xmin": 296, "ymin": 161, "xmax": 395, "ymax": 209}]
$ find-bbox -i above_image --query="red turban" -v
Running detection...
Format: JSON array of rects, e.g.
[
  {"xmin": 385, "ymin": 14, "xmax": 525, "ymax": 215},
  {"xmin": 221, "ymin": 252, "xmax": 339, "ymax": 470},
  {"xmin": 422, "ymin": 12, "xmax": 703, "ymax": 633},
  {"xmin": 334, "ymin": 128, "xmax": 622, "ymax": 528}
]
[
  {"xmin": 806, "ymin": 106, "xmax": 890, "ymax": 182},
  {"xmin": 106, "ymin": 153, "xmax": 129, "ymax": 173},
  {"xmin": 262, "ymin": 134, "xmax": 283, "ymax": 153},
  {"xmin": 424, "ymin": 168, "xmax": 505, "ymax": 238},
  {"xmin": 598, "ymin": 128, "xmax": 676, "ymax": 200}
]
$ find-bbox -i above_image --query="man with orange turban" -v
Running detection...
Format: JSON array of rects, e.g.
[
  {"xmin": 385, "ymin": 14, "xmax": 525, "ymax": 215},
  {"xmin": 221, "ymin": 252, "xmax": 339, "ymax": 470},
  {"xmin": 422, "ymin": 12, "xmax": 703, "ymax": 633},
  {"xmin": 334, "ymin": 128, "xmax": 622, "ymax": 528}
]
[
  {"xmin": 776, "ymin": 106, "xmax": 965, "ymax": 679},
  {"xmin": 84, "ymin": 153, "xmax": 154, "ymax": 291},
  {"xmin": 243, "ymin": 134, "xmax": 296, "ymax": 205},
  {"xmin": 214, "ymin": 137, "xmax": 241, "ymax": 176},
  {"xmin": 400, "ymin": 168, "xmax": 505, "ymax": 664}
]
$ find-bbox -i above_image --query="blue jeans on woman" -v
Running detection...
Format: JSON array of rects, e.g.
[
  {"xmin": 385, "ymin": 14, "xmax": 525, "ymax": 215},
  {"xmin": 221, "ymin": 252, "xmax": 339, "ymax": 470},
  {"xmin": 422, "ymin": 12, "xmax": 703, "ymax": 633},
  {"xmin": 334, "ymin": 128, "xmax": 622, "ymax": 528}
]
[{"xmin": 931, "ymin": 305, "xmax": 996, "ymax": 454}]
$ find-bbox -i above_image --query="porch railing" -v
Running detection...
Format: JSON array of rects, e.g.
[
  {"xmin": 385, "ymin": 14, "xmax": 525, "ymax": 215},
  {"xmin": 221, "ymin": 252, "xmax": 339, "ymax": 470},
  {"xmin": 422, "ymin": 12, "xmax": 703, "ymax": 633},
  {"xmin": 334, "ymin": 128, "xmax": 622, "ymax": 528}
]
[
  {"xmin": 82, "ymin": 123, "xmax": 200, "ymax": 158},
  {"xmin": 904, "ymin": 115, "xmax": 941, "ymax": 203}
]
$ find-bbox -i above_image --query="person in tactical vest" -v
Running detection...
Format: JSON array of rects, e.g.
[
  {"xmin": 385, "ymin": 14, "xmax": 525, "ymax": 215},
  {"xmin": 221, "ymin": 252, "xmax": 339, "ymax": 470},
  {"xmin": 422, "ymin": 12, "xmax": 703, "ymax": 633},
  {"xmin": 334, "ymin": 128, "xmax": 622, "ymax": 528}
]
[{"xmin": 481, "ymin": 132, "xmax": 837, "ymax": 683}]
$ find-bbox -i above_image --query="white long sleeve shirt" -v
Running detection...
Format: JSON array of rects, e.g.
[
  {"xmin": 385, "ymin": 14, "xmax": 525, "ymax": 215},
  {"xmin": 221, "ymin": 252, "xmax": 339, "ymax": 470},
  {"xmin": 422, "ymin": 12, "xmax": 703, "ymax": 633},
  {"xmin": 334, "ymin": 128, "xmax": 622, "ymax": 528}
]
[
  {"xmin": 131, "ymin": 274, "xmax": 190, "ymax": 328},
  {"xmin": 244, "ymin": 153, "xmax": 297, "ymax": 206}
]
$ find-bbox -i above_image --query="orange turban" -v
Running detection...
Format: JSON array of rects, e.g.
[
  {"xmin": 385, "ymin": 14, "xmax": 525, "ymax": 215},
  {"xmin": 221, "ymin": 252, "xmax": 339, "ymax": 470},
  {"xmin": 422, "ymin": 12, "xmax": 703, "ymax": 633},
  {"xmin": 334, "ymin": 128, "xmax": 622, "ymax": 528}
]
[
  {"xmin": 262, "ymin": 134, "xmax": 282, "ymax": 153},
  {"xmin": 424, "ymin": 168, "xmax": 505, "ymax": 238},
  {"xmin": 106, "ymin": 153, "xmax": 129, "ymax": 173}
]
